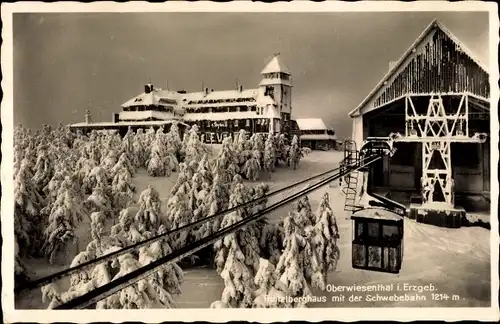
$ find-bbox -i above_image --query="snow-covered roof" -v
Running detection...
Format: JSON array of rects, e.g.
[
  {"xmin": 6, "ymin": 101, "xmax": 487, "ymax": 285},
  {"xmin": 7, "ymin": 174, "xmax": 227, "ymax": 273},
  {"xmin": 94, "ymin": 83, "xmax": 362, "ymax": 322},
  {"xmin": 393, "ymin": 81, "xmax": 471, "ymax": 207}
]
[
  {"xmin": 69, "ymin": 119, "xmax": 188, "ymax": 128},
  {"xmin": 295, "ymin": 118, "xmax": 329, "ymax": 131},
  {"xmin": 351, "ymin": 208, "xmax": 403, "ymax": 222},
  {"xmin": 122, "ymin": 87, "xmax": 260, "ymax": 109},
  {"xmin": 349, "ymin": 19, "xmax": 489, "ymax": 117},
  {"xmin": 300, "ymin": 134, "xmax": 337, "ymax": 141},
  {"xmin": 260, "ymin": 55, "xmax": 291, "ymax": 75},
  {"xmin": 121, "ymin": 88, "xmax": 179, "ymax": 108},
  {"xmin": 182, "ymin": 89, "xmax": 259, "ymax": 103}
]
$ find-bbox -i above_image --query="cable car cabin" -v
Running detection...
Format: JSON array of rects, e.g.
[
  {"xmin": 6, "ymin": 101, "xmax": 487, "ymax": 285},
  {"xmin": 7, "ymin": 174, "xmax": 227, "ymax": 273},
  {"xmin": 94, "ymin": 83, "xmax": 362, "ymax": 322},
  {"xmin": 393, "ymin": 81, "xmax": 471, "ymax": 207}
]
[{"xmin": 351, "ymin": 208, "xmax": 404, "ymax": 274}]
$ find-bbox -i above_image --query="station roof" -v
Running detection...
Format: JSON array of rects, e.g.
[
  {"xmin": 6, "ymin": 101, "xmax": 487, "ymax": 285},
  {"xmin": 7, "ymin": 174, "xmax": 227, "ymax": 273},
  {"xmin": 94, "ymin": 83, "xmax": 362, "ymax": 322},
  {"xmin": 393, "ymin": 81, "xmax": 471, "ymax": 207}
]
[{"xmin": 349, "ymin": 19, "xmax": 489, "ymax": 118}]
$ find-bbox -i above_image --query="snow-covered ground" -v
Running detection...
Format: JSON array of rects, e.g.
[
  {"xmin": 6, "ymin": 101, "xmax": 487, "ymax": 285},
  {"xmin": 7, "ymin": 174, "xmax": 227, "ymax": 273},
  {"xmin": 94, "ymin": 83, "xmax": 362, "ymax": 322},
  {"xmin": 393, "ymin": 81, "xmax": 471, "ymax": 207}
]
[{"xmin": 16, "ymin": 150, "xmax": 491, "ymax": 308}]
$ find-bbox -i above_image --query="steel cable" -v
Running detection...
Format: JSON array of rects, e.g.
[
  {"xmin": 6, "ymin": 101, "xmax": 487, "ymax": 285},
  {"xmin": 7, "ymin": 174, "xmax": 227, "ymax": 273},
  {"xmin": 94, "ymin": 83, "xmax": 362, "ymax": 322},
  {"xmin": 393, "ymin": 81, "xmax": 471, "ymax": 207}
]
[
  {"xmin": 54, "ymin": 152, "xmax": 383, "ymax": 309},
  {"xmin": 15, "ymin": 156, "xmax": 365, "ymax": 293}
]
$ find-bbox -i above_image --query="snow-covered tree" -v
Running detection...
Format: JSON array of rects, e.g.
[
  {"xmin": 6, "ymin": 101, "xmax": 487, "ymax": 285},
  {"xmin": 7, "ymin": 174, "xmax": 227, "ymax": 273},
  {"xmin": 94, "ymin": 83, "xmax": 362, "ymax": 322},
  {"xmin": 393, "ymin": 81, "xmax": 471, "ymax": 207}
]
[
  {"xmin": 252, "ymin": 258, "xmax": 291, "ymax": 308},
  {"xmin": 214, "ymin": 177, "xmax": 261, "ymax": 276},
  {"xmin": 87, "ymin": 183, "xmax": 113, "ymax": 217},
  {"xmin": 275, "ymin": 214, "xmax": 313, "ymax": 307},
  {"xmin": 112, "ymin": 152, "xmax": 135, "ymax": 178},
  {"xmin": 288, "ymin": 135, "xmax": 302, "ymax": 170},
  {"xmin": 242, "ymin": 150, "xmax": 261, "ymax": 181},
  {"xmin": 42, "ymin": 178, "xmax": 88, "ymax": 264},
  {"xmin": 32, "ymin": 146, "xmax": 55, "ymax": 192},
  {"xmin": 165, "ymin": 122, "xmax": 183, "ymax": 161},
  {"xmin": 263, "ymin": 132, "xmax": 277, "ymax": 173},
  {"xmin": 82, "ymin": 166, "xmax": 109, "ymax": 194},
  {"xmin": 183, "ymin": 125, "xmax": 205, "ymax": 165},
  {"xmin": 135, "ymin": 185, "xmax": 167, "ymax": 234},
  {"xmin": 213, "ymin": 137, "xmax": 239, "ymax": 185},
  {"xmin": 147, "ymin": 134, "xmax": 169, "ymax": 177},
  {"xmin": 132, "ymin": 129, "xmax": 148, "ymax": 168},
  {"xmin": 294, "ymin": 194, "xmax": 316, "ymax": 228},
  {"xmin": 217, "ymin": 239, "xmax": 255, "ymax": 308},
  {"xmin": 312, "ymin": 192, "xmax": 340, "ymax": 286},
  {"xmin": 170, "ymin": 163, "xmax": 192, "ymax": 197},
  {"xmin": 101, "ymin": 150, "xmax": 119, "ymax": 172},
  {"xmin": 14, "ymin": 160, "xmax": 46, "ymax": 256}
]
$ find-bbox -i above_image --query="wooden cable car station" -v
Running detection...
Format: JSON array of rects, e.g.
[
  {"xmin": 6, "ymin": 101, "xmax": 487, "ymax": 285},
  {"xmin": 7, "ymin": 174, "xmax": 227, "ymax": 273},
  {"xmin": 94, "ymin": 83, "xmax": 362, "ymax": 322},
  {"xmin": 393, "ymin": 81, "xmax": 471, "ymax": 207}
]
[{"xmin": 347, "ymin": 19, "xmax": 490, "ymax": 229}]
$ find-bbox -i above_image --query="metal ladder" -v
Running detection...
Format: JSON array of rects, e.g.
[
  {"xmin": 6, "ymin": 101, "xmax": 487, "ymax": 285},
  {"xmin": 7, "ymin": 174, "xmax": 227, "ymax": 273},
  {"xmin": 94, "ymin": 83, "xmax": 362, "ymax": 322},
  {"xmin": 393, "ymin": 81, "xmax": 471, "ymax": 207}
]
[{"xmin": 342, "ymin": 139, "xmax": 363, "ymax": 213}]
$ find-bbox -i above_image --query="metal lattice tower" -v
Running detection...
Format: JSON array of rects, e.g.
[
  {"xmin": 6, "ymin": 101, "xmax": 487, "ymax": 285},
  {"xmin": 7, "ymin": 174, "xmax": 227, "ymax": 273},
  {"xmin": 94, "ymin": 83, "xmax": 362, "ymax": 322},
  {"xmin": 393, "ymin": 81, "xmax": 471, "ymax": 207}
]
[{"xmin": 400, "ymin": 94, "xmax": 487, "ymax": 207}]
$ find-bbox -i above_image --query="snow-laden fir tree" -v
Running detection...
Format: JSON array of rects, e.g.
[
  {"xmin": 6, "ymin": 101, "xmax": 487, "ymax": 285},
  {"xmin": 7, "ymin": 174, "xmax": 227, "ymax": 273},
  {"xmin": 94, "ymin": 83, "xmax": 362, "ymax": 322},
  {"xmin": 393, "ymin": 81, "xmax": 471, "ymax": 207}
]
[
  {"xmin": 263, "ymin": 132, "xmax": 277, "ymax": 173},
  {"xmin": 288, "ymin": 135, "xmax": 302, "ymax": 170},
  {"xmin": 274, "ymin": 133, "xmax": 289, "ymax": 166},
  {"xmin": 14, "ymin": 159, "xmax": 46, "ymax": 257},
  {"xmin": 213, "ymin": 137, "xmax": 240, "ymax": 184},
  {"xmin": 179, "ymin": 128, "xmax": 190, "ymax": 161},
  {"xmin": 302, "ymin": 226, "xmax": 324, "ymax": 291},
  {"xmin": 112, "ymin": 152, "xmax": 136, "ymax": 178},
  {"xmin": 166, "ymin": 193, "xmax": 192, "ymax": 250},
  {"xmin": 275, "ymin": 214, "xmax": 313, "ymax": 307},
  {"xmin": 214, "ymin": 176, "xmax": 261, "ymax": 276},
  {"xmin": 234, "ymin": 129, "xmax": 252, "ymax": 168},
  {"xmin": 32, "ymin": 145, "xmax": 55, "ymax": 193},
  {"xmin": 294, "ymin": 194, "xmax": 316, "ymax": 228},
  {"xmin": 243, "ymin": 149, "xmax": 261, "ymax": 181},
  {"xmin": 111, "ymin": 166, "xmax": 136, "ymax": 198},
  {"xmin": 147, "ymin": 135, "xmax": 168, "ymax": 177},
  {"xmin": 165, "ymin": 122, "xmax": 183, "ymax": 162},
  {"xmin": 252, "ymin": 258, "xmax": 292, "ymax": 308},
  {"xmin": 170, "ymin": 162, "xmax": 192, "ymax": 197},
  {"xmin": 312, "ymin": 192, "xmax": 340, "ymax": 286},
  {"xmin": 75, "ymin": 157, "xmax": 98, "ymax": 188},
  {"xmin": 215, "ymin": 238, "xmax": 255, "ymax": 308},
  {"xmin": 82, "ymin": 166, "xmax": 109, "ymax": 195},
  {"xmin": 132, "ymin": 129, "xmax": 148, "ymax": 168},
  {"xmin": 184, "ymin": 124, "xmax": 205, "ymax": 165},
  {"xmin": 135, "ymin": 185, "xmax": 168, "ymax": 234},
  {"xmin": 192, "ymin": 173, "xmax": 226, "ymax": 240},
  {"xmin": 101, "ymin": 150, "xmax": 119, "ymax": 173},
  {"xmin": 42, "ymin": 177, "xmax": 88, "ymax": 264},
  {"xmin": 87, "ymin": 182, "xmax": 114, "ymax": 218}
]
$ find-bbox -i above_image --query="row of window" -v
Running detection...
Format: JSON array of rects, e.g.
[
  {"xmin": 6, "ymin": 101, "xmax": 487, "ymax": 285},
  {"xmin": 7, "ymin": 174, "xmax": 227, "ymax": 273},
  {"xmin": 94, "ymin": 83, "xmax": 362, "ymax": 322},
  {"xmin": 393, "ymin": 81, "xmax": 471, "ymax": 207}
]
[
  {"xmin": 301, "ymin": 129, "xmax": 336, "ymax": 136},
  {"xmin": 184, "ymin": 105, "xmax": 257, "ymax": 114},
  {"xmin": 263, "ymin": 72, "xmax": 290, "ymax": 81},
  {"xmin": 123, "ymin": 105, "xmax": 174, "ymax": 113},
  {"xmin": 192, "ymin": 118, "xmax": 273, "ymax": 128},
  {"xmin": 187, "ymin": 97, "xmax": 256, "ymax": 105}
]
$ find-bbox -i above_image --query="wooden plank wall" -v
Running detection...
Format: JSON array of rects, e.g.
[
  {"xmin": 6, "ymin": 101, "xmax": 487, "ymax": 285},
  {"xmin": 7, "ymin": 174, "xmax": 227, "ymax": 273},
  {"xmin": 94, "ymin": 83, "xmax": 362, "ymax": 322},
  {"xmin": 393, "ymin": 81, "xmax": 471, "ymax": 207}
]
[{"xmin": 373, "ymin": 29, "xmax": 490, "ymax": 109}]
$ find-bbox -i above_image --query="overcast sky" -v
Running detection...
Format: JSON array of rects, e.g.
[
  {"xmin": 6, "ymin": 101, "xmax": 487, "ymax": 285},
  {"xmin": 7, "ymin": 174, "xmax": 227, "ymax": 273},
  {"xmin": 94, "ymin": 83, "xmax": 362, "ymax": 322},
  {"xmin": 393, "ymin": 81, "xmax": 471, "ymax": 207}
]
[{"xmin": 13, "ymin": 11, "xmax": 489, "ymax": 138}]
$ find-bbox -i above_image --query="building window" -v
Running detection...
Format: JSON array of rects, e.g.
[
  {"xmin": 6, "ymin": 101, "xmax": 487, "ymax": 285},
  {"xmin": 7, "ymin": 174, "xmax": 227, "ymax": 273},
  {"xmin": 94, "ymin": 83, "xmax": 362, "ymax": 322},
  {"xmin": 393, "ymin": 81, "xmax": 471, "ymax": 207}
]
[
  {"xmin": 234, "ymin": 120, "xmax": 239, "ymax": 127},
  {"xmin": 246, "ymin": 119, "xmax": 250, "ymax": 127},
  {"xmin": 265, "ymin": 86, "xmax": 274, "ymax": 99}
]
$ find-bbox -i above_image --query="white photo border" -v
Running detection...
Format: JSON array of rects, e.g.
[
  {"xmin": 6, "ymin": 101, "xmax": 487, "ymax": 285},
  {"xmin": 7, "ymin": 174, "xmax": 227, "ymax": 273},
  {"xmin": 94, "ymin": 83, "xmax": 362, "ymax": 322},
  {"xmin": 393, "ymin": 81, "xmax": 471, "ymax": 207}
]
[{"xmin": 1, "ymin": 1, "xmax": 499, "ymax": 322}]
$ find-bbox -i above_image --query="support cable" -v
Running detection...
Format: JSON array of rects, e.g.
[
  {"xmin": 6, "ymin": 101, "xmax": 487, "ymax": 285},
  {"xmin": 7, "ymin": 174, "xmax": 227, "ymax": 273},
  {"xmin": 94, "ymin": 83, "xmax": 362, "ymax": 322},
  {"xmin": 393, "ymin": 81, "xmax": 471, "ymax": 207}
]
[
  {"xmin": 15, "ymin": 156, "xmax": 359, "ymax": 293},
  {"xmin": 54, "ymin": 152, "xmax": 383, "ymax": 309}
]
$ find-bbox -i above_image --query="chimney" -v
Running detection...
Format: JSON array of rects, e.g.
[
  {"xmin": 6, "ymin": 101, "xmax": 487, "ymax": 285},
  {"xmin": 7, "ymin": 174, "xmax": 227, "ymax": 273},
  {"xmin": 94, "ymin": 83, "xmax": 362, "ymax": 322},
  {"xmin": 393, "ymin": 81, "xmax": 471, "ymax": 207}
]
[
  {"xmin": 85, "ymin": 110, "xmax": 92, "ymax": 124},
  {"xmin": 388, "ymin": 60, "xmax": 398, "ymax": 72},
  {"xmin": 145, "ymin": 83, "xmax": 153, "ymax": 94},
  {"xmin": 238, "ymin": 85, "xmax": 243, "ymax": 92},
  {"xmin": 204, "ymin": 87, "xmax": 209, "ymax": 96}
]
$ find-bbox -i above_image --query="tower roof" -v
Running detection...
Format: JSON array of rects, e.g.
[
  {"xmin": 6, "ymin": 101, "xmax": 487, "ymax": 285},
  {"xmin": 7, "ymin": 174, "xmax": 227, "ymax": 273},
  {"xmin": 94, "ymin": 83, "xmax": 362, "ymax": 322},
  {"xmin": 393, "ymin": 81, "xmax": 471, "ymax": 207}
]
[{"xmin": 261, "ymin": 55, "xmax": 291, "ymax": 75}]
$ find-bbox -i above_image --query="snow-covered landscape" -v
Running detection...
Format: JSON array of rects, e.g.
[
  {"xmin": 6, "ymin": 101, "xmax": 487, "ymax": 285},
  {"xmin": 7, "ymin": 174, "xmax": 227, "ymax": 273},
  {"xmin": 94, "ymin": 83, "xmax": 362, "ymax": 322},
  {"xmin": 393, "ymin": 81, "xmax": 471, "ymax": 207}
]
[{"xmin": 13, "ymin": 124, "xmax": 491, "ymax": 309}]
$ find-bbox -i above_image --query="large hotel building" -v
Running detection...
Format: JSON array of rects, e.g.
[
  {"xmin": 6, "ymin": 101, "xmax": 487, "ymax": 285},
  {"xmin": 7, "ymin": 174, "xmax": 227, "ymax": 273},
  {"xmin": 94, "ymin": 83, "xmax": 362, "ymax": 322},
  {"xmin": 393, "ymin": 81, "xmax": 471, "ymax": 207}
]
[{"xmin": 70, "ymin": 55, "xmax": 301, "ymax": 143}]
